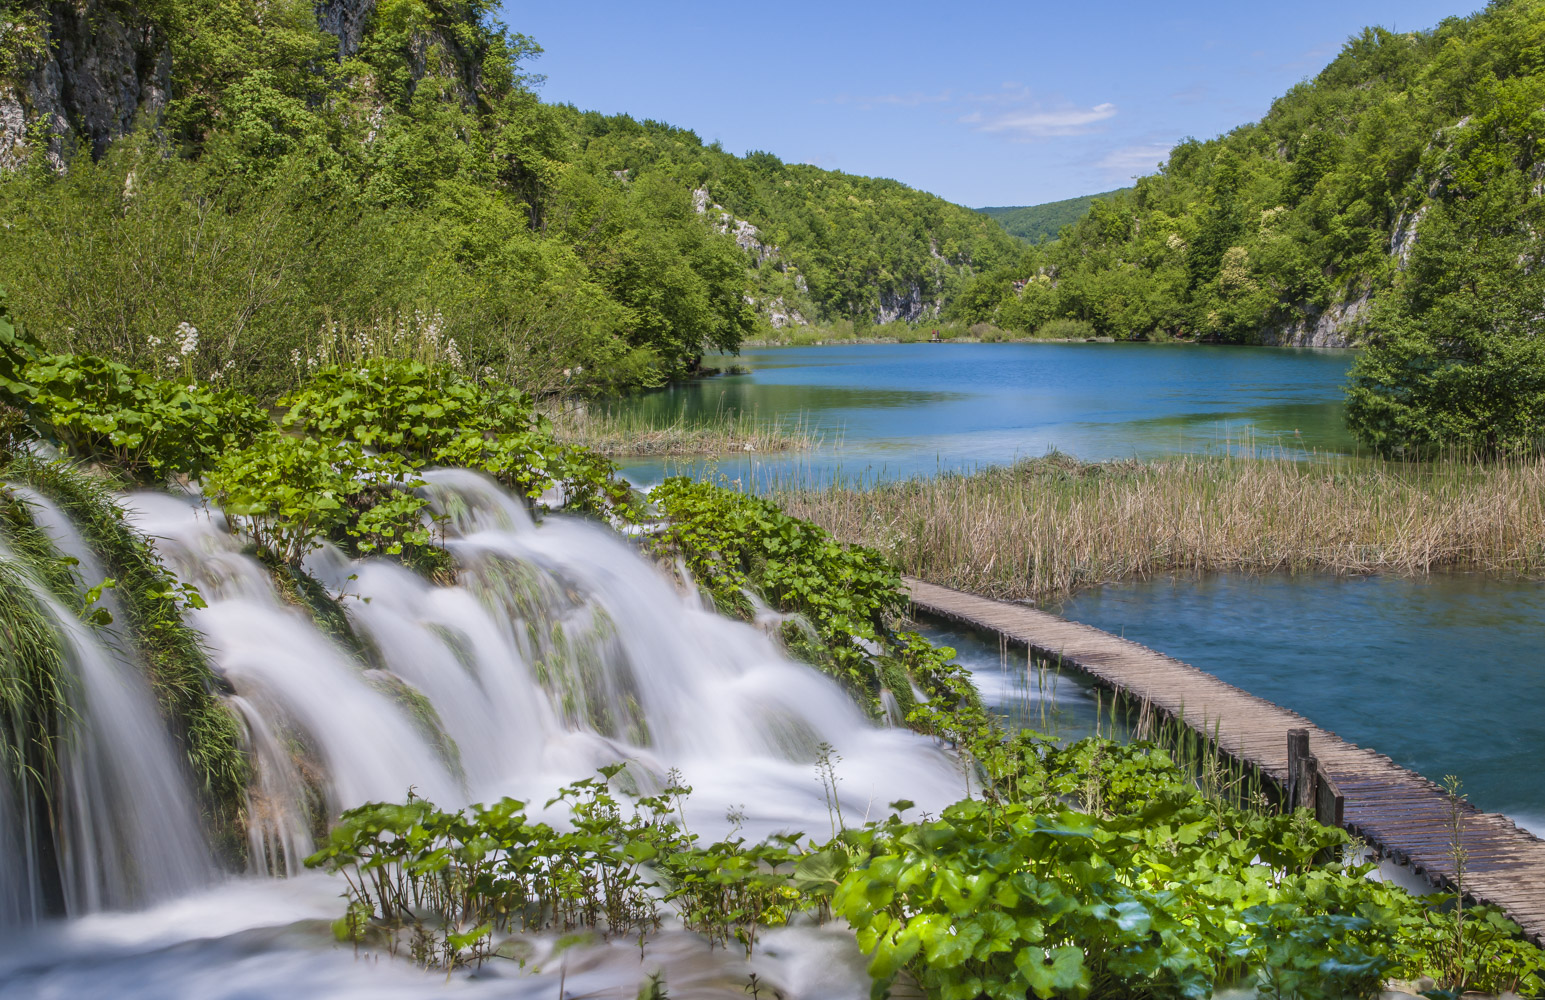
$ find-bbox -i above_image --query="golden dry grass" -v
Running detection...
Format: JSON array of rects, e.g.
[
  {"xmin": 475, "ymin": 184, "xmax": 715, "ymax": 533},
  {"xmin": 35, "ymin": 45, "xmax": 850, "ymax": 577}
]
[
  {"xmin": 546, "ymin": 404, "xmax": 820, "ymax": 457},
  {"xmin": 775, "ymin": 452, "xmax": 1545, "ymax": 601}
]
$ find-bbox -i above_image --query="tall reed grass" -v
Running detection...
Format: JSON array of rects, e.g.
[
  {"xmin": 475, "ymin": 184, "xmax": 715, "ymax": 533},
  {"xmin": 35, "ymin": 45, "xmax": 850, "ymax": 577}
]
[
  {"xmin": 546, "ymin": 403, "xmax": 822, "ymax": 457},
  {"xmin": 776, "ymin": 451, "xmax": 1545, "ymax": 601}
]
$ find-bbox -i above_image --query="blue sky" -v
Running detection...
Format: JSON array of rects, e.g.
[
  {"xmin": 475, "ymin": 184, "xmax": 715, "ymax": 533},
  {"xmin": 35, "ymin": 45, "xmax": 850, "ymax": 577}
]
[{"xmin": 502, "ymin": 1, "xmax": 1475, "ymax": 208}]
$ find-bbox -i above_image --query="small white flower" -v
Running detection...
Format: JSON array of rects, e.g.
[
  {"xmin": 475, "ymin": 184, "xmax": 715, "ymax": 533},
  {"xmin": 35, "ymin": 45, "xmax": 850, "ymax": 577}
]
[{"xmin": 174, "ymin": 321, "xmax": 199, "ymax": 356}]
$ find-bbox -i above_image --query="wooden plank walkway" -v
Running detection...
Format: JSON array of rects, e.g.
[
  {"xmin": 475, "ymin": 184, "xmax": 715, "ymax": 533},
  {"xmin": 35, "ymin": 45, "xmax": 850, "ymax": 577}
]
[{"xmin": 905, "ymin": 577, "xmax": 1545, "ymax": 945}]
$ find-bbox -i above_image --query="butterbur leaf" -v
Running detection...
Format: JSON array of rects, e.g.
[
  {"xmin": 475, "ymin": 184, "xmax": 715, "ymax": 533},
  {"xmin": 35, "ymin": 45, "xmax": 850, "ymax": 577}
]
[
  {"xmin": 1015, "ymin": 945, "xmax": 1088, "ymax": 999},
  {"xmin": 922, "ymin": 917, "xmax": 982, "ymax": 968},
  {"xmin": 866, "ymin": 923, "xmax": 921, "ymax": 980},
  {"xmin": 974, "ymin": 910, "xmax": 1017, "ymax": 958},
  {"xmin": 1110, "ymin": 899, "xmax": 1151, "ymax": 935}
]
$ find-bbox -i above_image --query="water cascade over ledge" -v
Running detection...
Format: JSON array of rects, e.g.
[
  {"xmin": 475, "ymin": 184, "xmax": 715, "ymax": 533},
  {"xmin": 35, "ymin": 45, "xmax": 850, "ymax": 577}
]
[{"xmin": 0, "ymin": 469, "xmax": 965, "ymax": 998}]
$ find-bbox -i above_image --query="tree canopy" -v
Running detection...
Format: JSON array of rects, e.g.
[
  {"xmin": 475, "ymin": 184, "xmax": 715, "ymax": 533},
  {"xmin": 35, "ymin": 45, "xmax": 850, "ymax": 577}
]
[{"xmin": 0, "ymin": 0, "xmax": 1013, "ymax": 396}]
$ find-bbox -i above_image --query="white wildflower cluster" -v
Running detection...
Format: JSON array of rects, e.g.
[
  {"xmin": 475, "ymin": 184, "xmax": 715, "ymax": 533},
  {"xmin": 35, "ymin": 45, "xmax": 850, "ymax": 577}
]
[
  {"xmin": 209, "ymin": 360, "xmax": 236, "ymax": 383},
  {"xmin": 291, "ymin": 346, "xmax": 320, "ymax": 372},
  {"xmin": 176, "ymin": 322, "xmax": 199, "ymax": 356},
  {"xmin": 416, "ymin": 309, "xmax": 444, "ymax": 343},
  {"xmin": 445, "ymin": 337, "xmax": 463, "ymax": 370}
]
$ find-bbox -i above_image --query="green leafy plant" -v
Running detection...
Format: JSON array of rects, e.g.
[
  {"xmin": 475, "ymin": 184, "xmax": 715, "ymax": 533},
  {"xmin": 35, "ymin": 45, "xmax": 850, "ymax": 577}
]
[
  {"xmin": 204, "ymin": 430, "xmax": 434, "ymax": 568},
  {"xmin": 280, "ymin": 358, "xmax": 635, "ymax": 516},
  {"xmin": 16, "ymin": 354, "xmax": 268, "ymax": 483}
]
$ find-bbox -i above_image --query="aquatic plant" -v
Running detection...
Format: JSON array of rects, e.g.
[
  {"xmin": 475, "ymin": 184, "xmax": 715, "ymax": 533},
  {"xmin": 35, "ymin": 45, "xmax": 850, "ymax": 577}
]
[
  {"xmin": 544, "ymin": 401, "xmax": 820, "ymax": 457},
  {"xmin": 777, "ymin": 450, "xmax": 1545, "ymax": 602}
]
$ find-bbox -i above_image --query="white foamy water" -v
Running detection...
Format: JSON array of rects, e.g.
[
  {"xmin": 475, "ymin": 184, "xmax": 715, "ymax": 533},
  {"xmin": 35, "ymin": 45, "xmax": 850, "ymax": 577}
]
[
  {"xmin": 0, "ymin": 470, "xmax": 963, "ymax": 997},
  {"xmin": 0, "ymin": 524, "xmax": 212, "ymax": 919}
]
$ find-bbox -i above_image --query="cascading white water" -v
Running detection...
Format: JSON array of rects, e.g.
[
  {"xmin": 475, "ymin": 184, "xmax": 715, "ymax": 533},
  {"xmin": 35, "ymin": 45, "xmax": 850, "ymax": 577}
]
[
  {"xmin": 0, "ymin": 523, "xmax": 212, "ymax": 919},
  {"xmin": 1, "ymin": 470, "xmax": 969, "ymax": 998}
]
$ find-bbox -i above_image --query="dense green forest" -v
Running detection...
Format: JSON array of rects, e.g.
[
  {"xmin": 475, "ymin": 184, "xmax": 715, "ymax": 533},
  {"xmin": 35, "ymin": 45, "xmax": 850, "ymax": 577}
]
[
  {"xmin": 0, "ymin": 0, "xmax": 1014, "ymax": 398},
  {"xmin": 955, "ymin": 0, "xmax": 1545, "ymax": 454},
  {"xmin": 977, "ymin": 188, "xmax": 1131, "ymax": 243}
]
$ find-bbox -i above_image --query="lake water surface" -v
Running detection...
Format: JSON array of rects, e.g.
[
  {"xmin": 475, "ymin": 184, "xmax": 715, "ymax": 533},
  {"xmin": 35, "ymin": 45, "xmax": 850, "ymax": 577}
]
[{"xmin": 617, "ymin": 342, "xmax": 1357, "ymax": 486}]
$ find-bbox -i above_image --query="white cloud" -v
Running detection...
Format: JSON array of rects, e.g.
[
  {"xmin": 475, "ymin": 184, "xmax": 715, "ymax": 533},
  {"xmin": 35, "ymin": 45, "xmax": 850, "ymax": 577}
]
[
  {"xmin": 968, "ymin": 102, "xmax": 1117, "ymax": 138},
  {"xmin": 1096, "ymin": 142, "xmax": 1175, "ymax": 175}
]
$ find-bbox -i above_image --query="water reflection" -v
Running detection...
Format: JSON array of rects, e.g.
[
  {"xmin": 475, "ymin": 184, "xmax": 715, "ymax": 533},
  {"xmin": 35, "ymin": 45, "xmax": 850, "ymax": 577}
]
[{"xmin": 616, "ymin": 343, "xmax": 1358, "ymax": 486}]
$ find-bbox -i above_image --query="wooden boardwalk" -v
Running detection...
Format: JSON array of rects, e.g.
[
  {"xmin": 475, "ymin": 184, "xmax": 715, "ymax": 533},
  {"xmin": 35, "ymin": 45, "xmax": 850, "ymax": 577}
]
[{"xmin": 905, "ymin": 577, "xmax": 1545, "ymax": 945}]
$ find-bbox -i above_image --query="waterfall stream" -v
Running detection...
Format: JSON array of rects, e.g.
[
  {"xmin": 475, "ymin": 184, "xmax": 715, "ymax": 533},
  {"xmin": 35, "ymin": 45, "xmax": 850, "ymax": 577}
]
[{"xmin": 0, "ymin": 470, "xmax": 966, "ymax": 998}]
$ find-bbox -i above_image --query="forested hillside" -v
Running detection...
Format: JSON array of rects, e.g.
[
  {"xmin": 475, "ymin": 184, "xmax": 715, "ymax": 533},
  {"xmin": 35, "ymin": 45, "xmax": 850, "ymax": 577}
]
[
  {"xmin": 0, "ymin": 0, "xmax": 1013, "ymax": 396},
  {"xmin": 977, "ymin": 188, "xmax": 1130, "ymax": 243},
  {"xmin": 954, "ymin": 0, "xmax": 1545, "ymax": 453}
]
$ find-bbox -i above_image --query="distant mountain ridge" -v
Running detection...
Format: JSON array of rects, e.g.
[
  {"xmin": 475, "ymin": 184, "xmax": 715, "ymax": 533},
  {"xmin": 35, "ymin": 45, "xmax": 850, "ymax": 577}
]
[{"xmin": 976, "ymin": 189, "xmax": 1133, "ymax": 243}]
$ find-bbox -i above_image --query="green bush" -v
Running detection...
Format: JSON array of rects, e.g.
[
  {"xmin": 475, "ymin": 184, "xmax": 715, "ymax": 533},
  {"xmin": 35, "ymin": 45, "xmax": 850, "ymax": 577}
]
[
  {"xmin": 307, "ymin": 741, "xmax": 1545, "ymax": 996},
  {"xmin": 204, "ymin": 431, "xmax": 433, "ymax": 567},
  {"xmin": 281, "ymin": 357, "xmax": 634, "ymax": 515},
  {"xmin": 1034, "ymin": 317, "xmax": 1097, "ymax": 340},
  {"xmin": 16, "ymin": 354, "xmax": 267, "ymax": 483}
]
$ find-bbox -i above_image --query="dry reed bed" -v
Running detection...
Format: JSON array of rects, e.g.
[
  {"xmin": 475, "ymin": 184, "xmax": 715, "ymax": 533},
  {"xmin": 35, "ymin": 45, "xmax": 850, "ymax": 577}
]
[
  {"xmin": 775, "ymin": 454, "xmax": 1545, "ymax": 601},
  {"xmin": 546, "ymin": 405, "xmax": 819, "ymax": 457}
]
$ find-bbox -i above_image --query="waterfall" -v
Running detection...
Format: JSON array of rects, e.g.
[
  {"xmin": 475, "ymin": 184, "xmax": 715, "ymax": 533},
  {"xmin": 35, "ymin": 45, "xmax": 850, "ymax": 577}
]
[
  {"xmin": 0, "ymin": 469, "xmax": 965, "ymax": 997},
  {"xmin": 0, "ymin": 514, "xmax": 213, "ymax": 918},
  {"xmin": 125, "ymin": 471, "xmax": 961, "ymax": 847}
]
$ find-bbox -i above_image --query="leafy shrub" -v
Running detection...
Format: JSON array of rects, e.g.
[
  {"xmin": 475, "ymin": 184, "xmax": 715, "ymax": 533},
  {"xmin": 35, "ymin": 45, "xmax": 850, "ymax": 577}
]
[
  {"xmin": 1034, "ymin": 317, "xmax": 1097, "ymax": 340},
  {"xmin": 16, "ymin": 354, "xmax": 267, "ymax": 483},
  {"xmin": 305, "ymin": 766, "xmax": 698, "ymax": 968},
  {"xmin": 204, "ymin": 431, "xmax": 434, "ymax": 567},
  {"xmin": 310, "ymin": 741, "xmax": 1545, "ymax": 996},
  {"xmin": 0, "ymin": 287, "xmax": 40, "ymax": 402},
  {"xmin": 281, "ymin": 358, "xmax": 634, "ymax": 515}
]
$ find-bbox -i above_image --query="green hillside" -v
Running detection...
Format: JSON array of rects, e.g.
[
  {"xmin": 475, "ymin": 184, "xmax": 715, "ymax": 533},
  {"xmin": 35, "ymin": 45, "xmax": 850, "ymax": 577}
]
[
  {"xmin": 954, "ymin": 1, "xmax": 1545, "ymax": 454},
  {"xmin": 0, "ymin": 0, "xmax": 1014, "ymax": 397},
  {"xmin": 976, "ymin": 188, "xmax": 1132, "ymax": 243}
]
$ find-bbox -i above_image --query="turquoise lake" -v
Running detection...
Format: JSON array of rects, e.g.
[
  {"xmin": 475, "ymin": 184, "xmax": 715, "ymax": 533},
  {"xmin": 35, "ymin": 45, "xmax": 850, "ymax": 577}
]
[
  {"xmin": 615, "ymin": 341, "xmax": 1358, "ymax": 486},
  {"xmin": 619, "ymin": 343, "xmax": 1544, "ymax": 829}
]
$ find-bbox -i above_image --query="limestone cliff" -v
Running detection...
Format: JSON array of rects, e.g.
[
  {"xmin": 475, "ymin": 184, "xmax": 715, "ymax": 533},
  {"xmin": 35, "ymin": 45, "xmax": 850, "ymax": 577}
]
[{"xmin": 1, "ymin": 1, "xmax": 170, "ymax": 167}]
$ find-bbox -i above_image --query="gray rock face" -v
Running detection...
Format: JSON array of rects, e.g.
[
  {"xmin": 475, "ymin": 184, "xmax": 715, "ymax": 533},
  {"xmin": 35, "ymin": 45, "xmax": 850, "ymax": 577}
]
[
  {"xmin": 1, "ymin": 1, "xmax": 171, "ymax": 167},
  {"xmin": 876, "ymin": 284, "xmax": 940, "ymax": 325},
  {"xmin": 692, "ymin": 187, "xmax": 778, "ymax": 265},
  {"xmin": 0, "ymin": 1, "xmax": 388, "ymax": 168},
  {"xmin": 1257, "ymin": 292, "xmax": 1370, "ymax": 348},
  {"xmin": 316, "ymin": 0, "xmax": 378, "ymax": 58}
]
